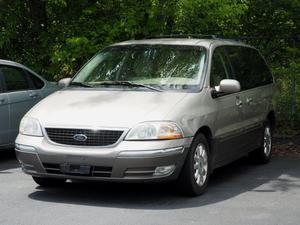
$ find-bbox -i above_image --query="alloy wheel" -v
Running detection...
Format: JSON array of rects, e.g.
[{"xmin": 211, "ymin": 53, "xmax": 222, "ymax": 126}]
[
  {"xmin": 193, "ymin": 143, "xmax": 208, "ymax": 186},
  {"xmin": 263, "ymin": 126, "xmax": 272, "ymax": 156}
]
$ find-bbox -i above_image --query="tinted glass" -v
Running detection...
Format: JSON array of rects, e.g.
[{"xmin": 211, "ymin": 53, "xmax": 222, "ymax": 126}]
[
  {"xmin": 248, "ymin": 49, "xmax": 273, "ymax": 86},
  {"xmin": 1, "ymin": 66, "xmax": 29, "ymax": 91},
  {"xmin": 27, "ymin": 72, "xmax": 45, "ymax": 89},
  {"xmin": 226, "ymin": 46, "xmax": 273, "ymax": 90},
  {"xmin": 210, "ymin": 47, "xmax": 231, "ymax": 87},
  {"xmin": 0, "ymin": 76, "xmax": 4, "ymax": 92},
  {"xmin": 225, "ymin": 46, "xmax": 250, "ymax": 89},
  {"xmin": 72, "ymin": 45, "xmax": 207, "ymax": 91}
]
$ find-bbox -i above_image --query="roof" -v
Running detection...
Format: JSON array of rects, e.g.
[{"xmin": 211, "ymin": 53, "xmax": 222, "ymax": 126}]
[
  {"xmin": 0, "ymin": 59, "xmax": 45, "ymax": 81},
  {"xmin": 0, "ymin": 59, "xmax": 25, "ymax": 68}
]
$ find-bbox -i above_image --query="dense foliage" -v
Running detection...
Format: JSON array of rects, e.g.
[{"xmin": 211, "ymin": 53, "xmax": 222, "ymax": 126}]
[{"xmin": 0, "ymin": 0, "xmax": 299, "ymax": 134}]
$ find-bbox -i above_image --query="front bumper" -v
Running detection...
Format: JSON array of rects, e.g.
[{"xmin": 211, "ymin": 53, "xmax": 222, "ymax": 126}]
[{"xmin": 15, "ymin": 134, "xmax": 192, "ymax": 182}]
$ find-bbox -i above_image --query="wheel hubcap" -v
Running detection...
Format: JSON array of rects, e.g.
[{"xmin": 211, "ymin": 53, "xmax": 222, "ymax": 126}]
[
  {"xmin": 263, "ymin": 126, "xmax": 272, "ymax": 156},
  {"xmin": 193, "ymin": 143, "xmax": 208, "ymax": 186}
]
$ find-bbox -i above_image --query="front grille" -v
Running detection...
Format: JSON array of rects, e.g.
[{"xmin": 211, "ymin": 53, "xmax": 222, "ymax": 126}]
[{"xmin": 45, "ymin": 128, "xmax": 123, "ymax": 146}]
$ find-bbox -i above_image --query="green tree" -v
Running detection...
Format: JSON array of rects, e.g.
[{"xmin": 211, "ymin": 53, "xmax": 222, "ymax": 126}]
[{"xmin": 0, "ymin": 0, "xmax": 300, "ymax": 133}]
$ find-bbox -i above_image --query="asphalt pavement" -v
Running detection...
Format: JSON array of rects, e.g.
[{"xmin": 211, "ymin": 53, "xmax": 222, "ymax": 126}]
[{"xmin": 0, "ymin": 150, "xmax": 300, "ymax": 225}]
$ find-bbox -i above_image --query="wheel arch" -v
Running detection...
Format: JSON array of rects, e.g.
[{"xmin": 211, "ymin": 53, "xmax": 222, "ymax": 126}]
[{"xmin": 194, "ymin": 126, "xmax": 213, "ymax": 153}]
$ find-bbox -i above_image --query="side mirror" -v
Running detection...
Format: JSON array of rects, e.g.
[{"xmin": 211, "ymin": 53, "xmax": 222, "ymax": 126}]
[
  {"xmin": 212, "ymin": 79, "xmax": 241, "ymax": 98},
  {"xmin": 219, "ymin": 79, "xmax": 241, "ymax": 93},
  {"xmin": 58, "ymin": 78, "xmax": 72, "ymax": 88}
]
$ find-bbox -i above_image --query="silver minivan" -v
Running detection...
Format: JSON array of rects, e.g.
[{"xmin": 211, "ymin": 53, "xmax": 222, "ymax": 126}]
[
  {"xmin": 0, "ymin": 60, "xmax": 58, "ymax": 149},
  {"xmin": 15, "ymin": 37, "xmax": 275, "ymax": 195}
]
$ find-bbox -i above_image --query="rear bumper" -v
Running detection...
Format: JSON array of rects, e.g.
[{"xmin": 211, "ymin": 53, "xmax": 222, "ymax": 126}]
[{"xmin": 15, "ymin": 134, "xmax": 192, "ymax": 182}]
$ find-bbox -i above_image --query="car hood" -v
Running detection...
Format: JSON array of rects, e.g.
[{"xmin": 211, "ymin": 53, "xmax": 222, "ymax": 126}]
[{"xmin": 28, "ymin": 89, "xmax": 188, "ymax": 129}]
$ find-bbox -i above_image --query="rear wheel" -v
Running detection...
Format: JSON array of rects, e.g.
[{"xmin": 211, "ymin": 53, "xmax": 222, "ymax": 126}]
[
  {"xmin": 32, "ymin": 176, "xmax": 66, "ymax": 187},
  {"xmin": 178, "ymin": 133, "xmax": 210, "ymax": 196},
  {"xmin": 249, "ymin": 121, "xmax": 272, "ymax": 164}
]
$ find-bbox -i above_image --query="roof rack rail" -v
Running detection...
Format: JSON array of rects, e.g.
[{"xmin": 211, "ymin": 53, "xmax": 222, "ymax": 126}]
[{"xmin": 143, "ymin": 34, "xmax": 217, "ymax": 40}]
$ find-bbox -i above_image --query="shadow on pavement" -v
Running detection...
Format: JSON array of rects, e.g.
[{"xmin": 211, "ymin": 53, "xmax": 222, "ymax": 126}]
[
  {"xmin": 0, "ymin": 149, "xmax": 19, "ymax": 172},
  {"xmin": 28, "ymin": 156, "xmax": 300, "ymax": 209}
]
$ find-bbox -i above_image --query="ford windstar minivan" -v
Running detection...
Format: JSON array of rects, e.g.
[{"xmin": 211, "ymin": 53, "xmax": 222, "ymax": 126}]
[{"xmin": 15, "ymin": 35, "xmax": 275, "ymax": 195}]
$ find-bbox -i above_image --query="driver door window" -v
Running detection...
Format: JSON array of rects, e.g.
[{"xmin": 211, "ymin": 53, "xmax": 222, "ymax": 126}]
[{"xmin": 210, "ymin": 48, "xmax": 231, "ymax": 88}]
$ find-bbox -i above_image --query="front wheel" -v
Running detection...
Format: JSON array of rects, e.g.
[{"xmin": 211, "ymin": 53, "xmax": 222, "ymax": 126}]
[
  {"xmin": 32, "ymin": 176, "xmax": 66, "ymax": 187},
  {"xmin": 178, "ymin": 133, "xmax": 211, "ymax": 196},
  {"xmin": 249, "ymin": 121, "xmax": 272, "ymax": 164}
]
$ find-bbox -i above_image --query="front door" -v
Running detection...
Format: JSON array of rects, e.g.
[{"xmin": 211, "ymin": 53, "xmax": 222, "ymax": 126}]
[
  {"xmin": 24, "ymin": 69, "xmax": 44, "ymax": 104},
  {"xmin": 209, "ymin": 46, "xmax": 244, "ymax": 166},
  {"xmin": 1, "ymin": 65, "xmax": 35, "ymax": 143}
]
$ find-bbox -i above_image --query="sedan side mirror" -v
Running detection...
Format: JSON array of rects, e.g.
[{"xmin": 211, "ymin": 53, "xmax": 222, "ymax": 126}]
[
  {"xmin": 58, "ymin": 78, "xmax": 72, "ymax": 88},
  {"xmin": 212, "ymin": 79, "xmax": 241, "ymax": 98}
]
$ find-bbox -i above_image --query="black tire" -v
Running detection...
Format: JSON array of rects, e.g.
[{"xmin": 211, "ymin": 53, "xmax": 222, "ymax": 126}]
[
  {"xmin": 249, "ymin": 121, "xmax": 272, "ymax": 164},
  {"xmin": 178, "ymin": 133, "xmax": 211, "ymax": 196},
  {"xmin": 32, "ymin": 176, "xmax": 66, "ymax": 187}
]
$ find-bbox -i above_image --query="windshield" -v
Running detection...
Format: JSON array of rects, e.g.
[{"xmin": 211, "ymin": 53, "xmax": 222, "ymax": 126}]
[{"xmin": 72, "ymin": 45, "xmax": 207, "ymax": 91}]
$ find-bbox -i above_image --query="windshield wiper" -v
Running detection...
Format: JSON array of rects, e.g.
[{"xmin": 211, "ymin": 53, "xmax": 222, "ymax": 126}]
[
  {"xmin": 69, "ymin": 82, "xmax": 94, "ymax": 88},
  {"xmin": 95, "ymin": 81, "xmax": 163, "ymax": 92}
]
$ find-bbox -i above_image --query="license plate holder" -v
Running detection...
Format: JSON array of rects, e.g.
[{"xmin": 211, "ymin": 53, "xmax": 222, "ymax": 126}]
[{"xmin": 60, "ymin": 164, "xmax": 91, "ymax": 175}]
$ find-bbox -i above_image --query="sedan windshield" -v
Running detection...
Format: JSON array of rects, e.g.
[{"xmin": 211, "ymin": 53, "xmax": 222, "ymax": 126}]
[{"xmin": 72, "ymin": 45, "xmax": 207, "ymax": 91}]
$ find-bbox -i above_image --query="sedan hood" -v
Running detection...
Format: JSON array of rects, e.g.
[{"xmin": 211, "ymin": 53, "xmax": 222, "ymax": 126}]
[{"xmin": 28, "ymin": 89, "xmax": 188, "ymax": 129}]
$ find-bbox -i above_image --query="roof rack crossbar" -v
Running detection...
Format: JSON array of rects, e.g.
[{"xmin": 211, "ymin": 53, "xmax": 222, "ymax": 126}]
[{"xmin": 144, "ymin": 34, "xmax": 217, "ymax": 40}]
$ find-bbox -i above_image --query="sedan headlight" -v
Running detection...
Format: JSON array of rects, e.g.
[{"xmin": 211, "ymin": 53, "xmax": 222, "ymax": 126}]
[
  {"xmin": 19, "ymin": 117, "xmax": 43, "ymax": 137},
  {"xmin": 125, "ymin": 122, "xmax": 183, "ymax": 140}
]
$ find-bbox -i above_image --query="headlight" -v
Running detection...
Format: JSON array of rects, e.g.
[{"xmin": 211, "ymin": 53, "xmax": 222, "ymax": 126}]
[
  {"xmin": 19, "ymin": 117, "xmax": 43, "ymax": 137},
  {"xmin": 125, "ymin": 122, "xmax": 183, "ymax": 140}
]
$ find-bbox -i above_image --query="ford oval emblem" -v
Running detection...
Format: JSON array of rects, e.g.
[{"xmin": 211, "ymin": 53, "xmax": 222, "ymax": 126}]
[{"xmin": 73, "ymin": 134, "xmax": 88, "ymax": 142}]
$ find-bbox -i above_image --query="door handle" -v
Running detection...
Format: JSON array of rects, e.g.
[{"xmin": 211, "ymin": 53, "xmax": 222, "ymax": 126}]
[
  {"xmin": 0, "ymin": 98, "xmax": 5, "ymax": 104},
  {"xmin": 235, "ymin": 97, "xmax": 243, "ymax": 108},
  {"xmin": 246, "ymin": 97, "xmax": 253, "ymax": 105},
  {"xmin": 29, "ymin": 92, "xmax": 38, "ymax": 98}
]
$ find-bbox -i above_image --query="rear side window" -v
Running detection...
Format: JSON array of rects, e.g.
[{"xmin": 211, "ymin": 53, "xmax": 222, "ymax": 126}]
[
  {"xmin": 0, "ymin": 66, "xmax": 29, "ymax": 92},
  {"xmin": 248, "ymin": 48, "xmax": 273, "ymax": 86},
  {"xmin": 225, "ymin": 46, "xmax": 273, "ymax": 90},
  {"xmin": 26, "ymin": 71, "xmax": 45, "ymax": 89}
]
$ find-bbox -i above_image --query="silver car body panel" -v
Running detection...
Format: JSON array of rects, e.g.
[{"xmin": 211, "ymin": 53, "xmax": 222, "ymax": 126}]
[{"xmin": 26, "ymin": 89, "xmax": 189, "ymax": 132}]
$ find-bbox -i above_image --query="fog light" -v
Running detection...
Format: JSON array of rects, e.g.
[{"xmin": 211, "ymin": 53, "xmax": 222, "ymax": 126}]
[{"xmin": 154, "ymin": 165, "xmax": 175, "ymax": 176}]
